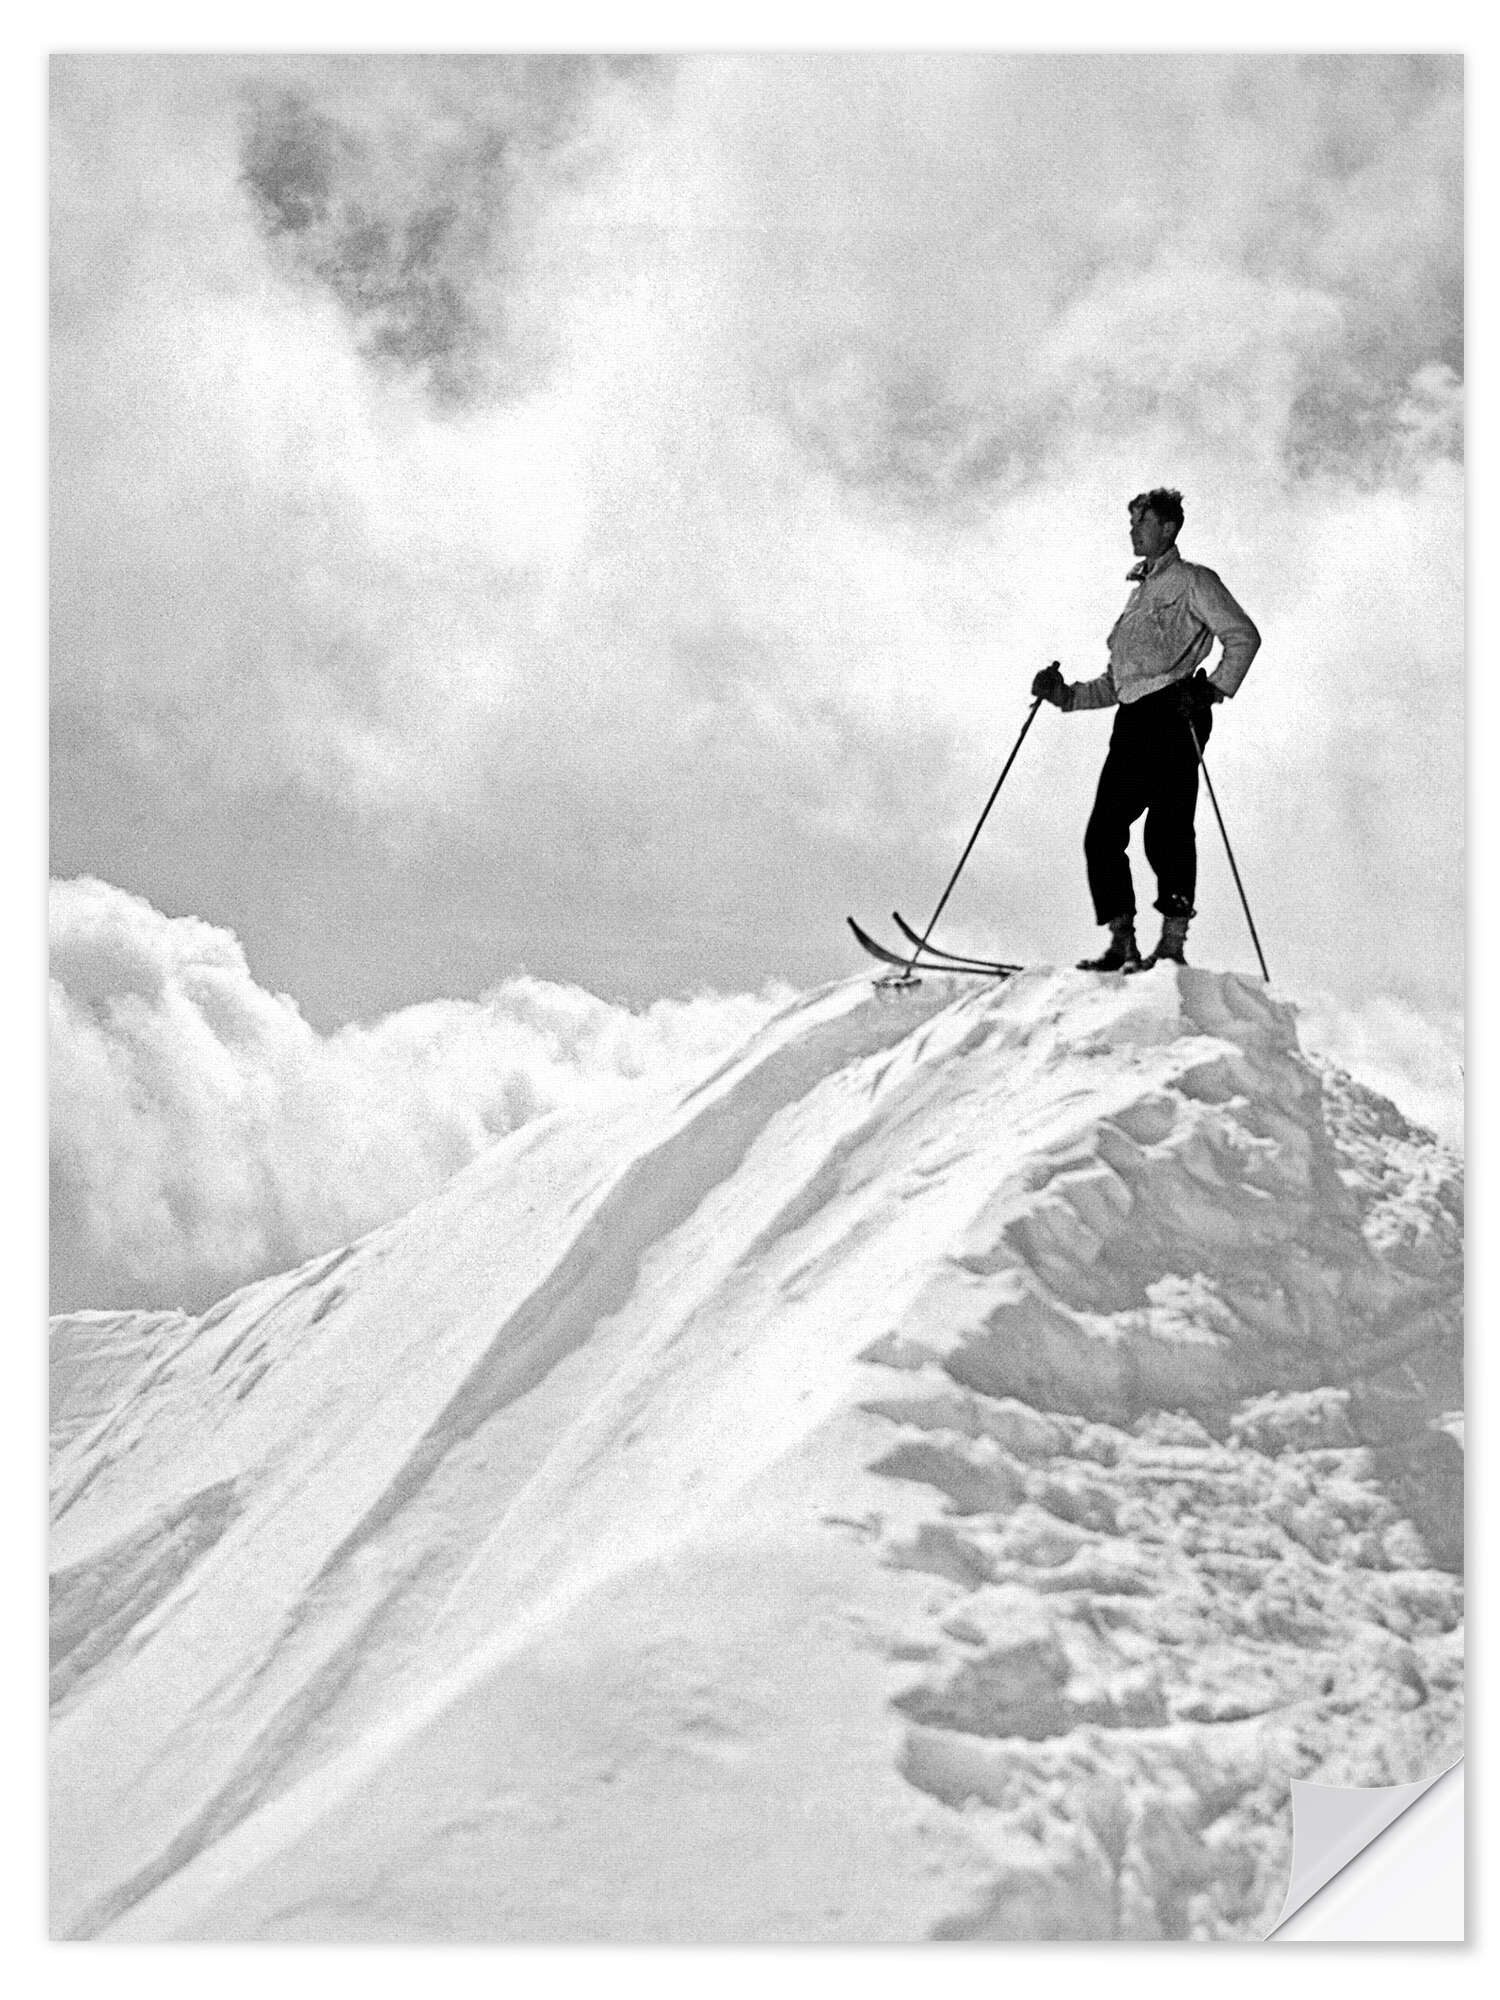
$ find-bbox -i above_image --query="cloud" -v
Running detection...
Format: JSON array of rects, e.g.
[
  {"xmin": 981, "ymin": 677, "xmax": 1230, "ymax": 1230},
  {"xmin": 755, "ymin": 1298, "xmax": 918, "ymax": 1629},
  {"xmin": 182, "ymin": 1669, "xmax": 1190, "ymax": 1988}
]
[
  {"xmin": 235, "ymin": 57, "xmax": 664, "ymax": 409},
  {"xmin": 49, "ymin": 53, "xmax": 1462, "ymax": 1050},
  {"xmin": 50, "ymin": 878, "xmax": 790, "ymax": 1313},
  {"xmin": 50, "ymin": 874, "xmax": 1463, "ymax": 1318}
]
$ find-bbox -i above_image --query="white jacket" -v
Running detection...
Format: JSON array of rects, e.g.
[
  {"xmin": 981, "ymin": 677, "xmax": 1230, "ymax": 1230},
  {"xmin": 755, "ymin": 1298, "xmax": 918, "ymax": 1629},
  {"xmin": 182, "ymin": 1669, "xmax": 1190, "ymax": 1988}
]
[{"xmin": 1066, "ymin": 546, "xmax": 1261, "ymax": 710}]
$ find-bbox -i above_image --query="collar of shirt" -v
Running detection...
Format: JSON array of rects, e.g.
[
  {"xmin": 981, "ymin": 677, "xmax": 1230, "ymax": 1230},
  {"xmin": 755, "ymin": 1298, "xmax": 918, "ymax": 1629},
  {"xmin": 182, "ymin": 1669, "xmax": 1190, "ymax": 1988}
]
[{"xmin": 1126, "ymin": 546, "xmax": 1182, "ymax": 584}]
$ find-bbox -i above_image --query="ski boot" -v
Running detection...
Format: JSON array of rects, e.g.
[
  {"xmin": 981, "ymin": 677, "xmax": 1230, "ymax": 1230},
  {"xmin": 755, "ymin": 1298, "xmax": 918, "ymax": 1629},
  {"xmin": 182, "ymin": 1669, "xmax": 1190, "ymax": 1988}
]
[
  {"xmin": 1128, "ymin": 909, "xmax": 1191, "ymax": 973},
  {"xmin": 1077, "ymin": 917, "xmax": 1142, "ymax": 973}
]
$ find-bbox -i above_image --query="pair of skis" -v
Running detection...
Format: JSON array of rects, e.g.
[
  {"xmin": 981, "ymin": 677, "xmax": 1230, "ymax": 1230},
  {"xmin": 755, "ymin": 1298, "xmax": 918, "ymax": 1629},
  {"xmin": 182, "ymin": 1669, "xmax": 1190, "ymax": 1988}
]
[
  {"xmin": 847, "ymin": 911, "xmax": 1020, "ymax": 986},
  {"xmin": 847, "ymin": 694, "xmax": 1046, "ymax": 989}
]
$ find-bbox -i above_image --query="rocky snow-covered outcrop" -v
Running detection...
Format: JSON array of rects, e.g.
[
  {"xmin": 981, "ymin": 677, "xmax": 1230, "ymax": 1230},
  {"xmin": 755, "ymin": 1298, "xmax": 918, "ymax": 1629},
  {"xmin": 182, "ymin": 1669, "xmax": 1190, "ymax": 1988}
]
[{"xmin": 50, "ymin": 967, "xmax": 1463, "ymax": 1942}]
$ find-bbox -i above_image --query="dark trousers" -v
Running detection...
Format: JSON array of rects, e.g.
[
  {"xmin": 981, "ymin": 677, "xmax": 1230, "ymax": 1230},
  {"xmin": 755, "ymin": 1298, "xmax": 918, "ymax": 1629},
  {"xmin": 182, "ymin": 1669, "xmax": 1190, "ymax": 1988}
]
[{"xmin": 1084, "ymin": 680, "xmax": 1211, "ymax": 924}]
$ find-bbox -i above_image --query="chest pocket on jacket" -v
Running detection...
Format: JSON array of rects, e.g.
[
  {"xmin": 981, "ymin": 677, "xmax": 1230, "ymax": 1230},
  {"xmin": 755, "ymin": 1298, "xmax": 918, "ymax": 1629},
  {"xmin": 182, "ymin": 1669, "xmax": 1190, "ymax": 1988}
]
[{"xmin": 1147, "ymin": 591, "xmax": 1189, "ymax": 641}]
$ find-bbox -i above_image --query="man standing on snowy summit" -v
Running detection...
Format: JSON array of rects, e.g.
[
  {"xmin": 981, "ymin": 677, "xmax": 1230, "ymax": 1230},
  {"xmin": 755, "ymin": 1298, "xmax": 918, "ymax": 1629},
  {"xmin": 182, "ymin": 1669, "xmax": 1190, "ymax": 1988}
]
[{"xmin": 1031, "ymin": 490, "xmax": 1260, "ymax": 971}]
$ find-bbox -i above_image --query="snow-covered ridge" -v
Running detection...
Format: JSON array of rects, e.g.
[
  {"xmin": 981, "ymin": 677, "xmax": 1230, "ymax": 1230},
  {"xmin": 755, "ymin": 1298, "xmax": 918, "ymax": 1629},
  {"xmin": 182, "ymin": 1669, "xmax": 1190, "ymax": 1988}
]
[{"xmin": 50, "ymin": 966, "xmax": 1463, "ymax": 1942}]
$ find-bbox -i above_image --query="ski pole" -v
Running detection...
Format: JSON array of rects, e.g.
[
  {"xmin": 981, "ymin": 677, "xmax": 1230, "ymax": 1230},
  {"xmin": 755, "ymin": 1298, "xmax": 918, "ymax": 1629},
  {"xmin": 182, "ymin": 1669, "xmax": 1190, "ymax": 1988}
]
[
  {"xmin": 1187, "ymin": 717, "xmax": 1272, "ymax": 983},
  {"xmin": 898, "ymin": 689, "xmax": 1047, "ymax": 979}
]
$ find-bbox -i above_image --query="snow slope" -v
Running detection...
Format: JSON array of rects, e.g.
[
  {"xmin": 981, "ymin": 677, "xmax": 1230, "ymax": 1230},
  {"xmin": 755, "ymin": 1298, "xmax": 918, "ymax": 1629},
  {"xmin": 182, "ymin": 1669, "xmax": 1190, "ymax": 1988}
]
[{"xmin": 49, "ymin": 967, "xmax": 1463, "ymax": 1942}]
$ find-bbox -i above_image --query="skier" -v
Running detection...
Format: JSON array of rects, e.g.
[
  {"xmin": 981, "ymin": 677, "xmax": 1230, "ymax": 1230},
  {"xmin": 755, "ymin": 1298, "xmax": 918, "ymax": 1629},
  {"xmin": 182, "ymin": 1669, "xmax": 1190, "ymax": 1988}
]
[{"xmin": 1031, "ymin": 489, "xmax": 1260, "ymax": 971}]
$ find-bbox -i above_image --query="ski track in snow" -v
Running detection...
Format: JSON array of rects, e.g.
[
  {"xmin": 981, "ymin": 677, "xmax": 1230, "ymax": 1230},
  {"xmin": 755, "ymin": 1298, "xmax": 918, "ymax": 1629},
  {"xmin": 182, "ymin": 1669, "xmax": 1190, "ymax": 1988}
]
[{"xmin": 49, "ymin": 967, "xmax": 1463, "ymax": 1942}]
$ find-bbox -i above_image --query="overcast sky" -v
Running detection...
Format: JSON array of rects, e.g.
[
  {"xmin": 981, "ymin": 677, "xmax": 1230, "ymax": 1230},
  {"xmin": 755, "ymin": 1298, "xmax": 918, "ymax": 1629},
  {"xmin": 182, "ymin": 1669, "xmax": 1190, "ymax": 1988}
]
[{"xmin": 49, "ymin": 51, "xmax": 1464, "ymax": 1306}]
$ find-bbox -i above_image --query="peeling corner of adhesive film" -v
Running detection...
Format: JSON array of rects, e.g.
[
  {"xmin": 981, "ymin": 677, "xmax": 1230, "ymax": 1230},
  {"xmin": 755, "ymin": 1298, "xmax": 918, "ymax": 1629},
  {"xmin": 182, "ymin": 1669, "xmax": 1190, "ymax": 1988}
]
[{"xmin": 1269, "ymin": 1760, "xmax": 1464, "ymax": 1940}]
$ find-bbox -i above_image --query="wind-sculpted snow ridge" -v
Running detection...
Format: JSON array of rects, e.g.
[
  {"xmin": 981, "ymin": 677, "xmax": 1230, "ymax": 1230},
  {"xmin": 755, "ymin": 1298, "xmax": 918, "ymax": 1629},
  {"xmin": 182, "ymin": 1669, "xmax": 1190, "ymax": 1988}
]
[{"xmin": 49, "ymin": 968, "xmax": 1463, "ymax": 1942}]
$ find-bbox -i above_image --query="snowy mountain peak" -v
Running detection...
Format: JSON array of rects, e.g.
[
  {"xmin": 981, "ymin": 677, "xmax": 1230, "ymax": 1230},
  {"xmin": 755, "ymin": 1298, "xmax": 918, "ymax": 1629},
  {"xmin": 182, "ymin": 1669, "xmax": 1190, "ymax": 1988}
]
[{"xmin": 50, "ymin": 967, "xmax": 1463, "ymax": 1942}]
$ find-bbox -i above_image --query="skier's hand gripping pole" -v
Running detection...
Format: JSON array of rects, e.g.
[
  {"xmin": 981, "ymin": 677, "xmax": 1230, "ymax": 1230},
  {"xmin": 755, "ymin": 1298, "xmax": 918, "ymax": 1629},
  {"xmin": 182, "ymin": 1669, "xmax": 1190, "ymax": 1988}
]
[{"xmin": 1030, "ymin": 662, "xmax": 1067, "ymax": 707}]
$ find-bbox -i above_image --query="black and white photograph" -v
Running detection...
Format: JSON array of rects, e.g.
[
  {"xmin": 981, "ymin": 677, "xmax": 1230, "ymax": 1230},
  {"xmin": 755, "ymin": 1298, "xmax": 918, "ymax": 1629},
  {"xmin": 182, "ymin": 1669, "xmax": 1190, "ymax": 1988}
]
[{"xmin": 47, "ymin": 45, "xmax": 1464, "ymax": 1944}]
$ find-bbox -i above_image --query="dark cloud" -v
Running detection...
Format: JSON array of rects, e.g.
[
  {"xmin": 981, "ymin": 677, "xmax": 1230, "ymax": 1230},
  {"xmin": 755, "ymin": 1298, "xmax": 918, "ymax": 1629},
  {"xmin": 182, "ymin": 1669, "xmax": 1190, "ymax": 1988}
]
[
  {"xmin": 237, "ymin": 56, "xmax": 665, "ymax": 408},
  {"xmin": 1286, "ymin": 364, "xmax": 1462, "ymax": 486}
]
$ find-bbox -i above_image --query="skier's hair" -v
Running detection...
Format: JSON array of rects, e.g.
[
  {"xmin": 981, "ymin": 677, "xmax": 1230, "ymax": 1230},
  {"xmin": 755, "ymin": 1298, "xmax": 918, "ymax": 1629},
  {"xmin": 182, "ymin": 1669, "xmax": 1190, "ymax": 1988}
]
[{"xmin": 1131, "ymin": 488, "xmax": 1184, "ymax": 534}]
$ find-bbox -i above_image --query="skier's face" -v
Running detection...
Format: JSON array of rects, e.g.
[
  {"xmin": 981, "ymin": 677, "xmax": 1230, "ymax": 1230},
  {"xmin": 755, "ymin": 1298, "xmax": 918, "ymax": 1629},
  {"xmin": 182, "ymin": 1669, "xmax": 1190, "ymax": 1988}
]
[{"xmin": 1129, "ymin": 503, "xmax": 1175, "ymax": 562}]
